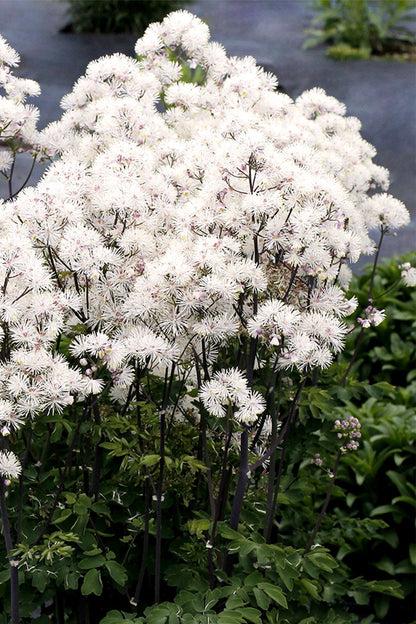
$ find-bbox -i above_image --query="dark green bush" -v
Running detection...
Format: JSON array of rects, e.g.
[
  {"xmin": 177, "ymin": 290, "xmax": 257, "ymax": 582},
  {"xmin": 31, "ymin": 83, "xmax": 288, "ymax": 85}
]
[
  {"xmin": 64, "ymin": 0, "xmax": 189, "ymax": 34},
  {"xmin": 331, "ymin": 253, "xmax": 416, "ymax": 620}
]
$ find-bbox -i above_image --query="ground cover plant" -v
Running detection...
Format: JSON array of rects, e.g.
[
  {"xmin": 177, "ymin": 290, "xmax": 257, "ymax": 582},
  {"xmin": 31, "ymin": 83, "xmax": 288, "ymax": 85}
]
[
  {"xmin": 0, "ymin": 11, "xmax": 415, "ymax": 623},
  {"xmin": 304, "ymin": 0, "xmax": 416, "ymax": 60}
]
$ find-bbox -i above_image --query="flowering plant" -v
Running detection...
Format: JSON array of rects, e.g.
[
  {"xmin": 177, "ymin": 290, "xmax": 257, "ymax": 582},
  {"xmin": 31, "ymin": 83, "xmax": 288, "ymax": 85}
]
[{"xmin": 0, "ymin": 11, "xmax": 413, "ymax": 623}]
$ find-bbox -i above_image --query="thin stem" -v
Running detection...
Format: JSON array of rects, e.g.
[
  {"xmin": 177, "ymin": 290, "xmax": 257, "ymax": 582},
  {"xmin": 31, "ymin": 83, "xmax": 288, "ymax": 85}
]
[
  {"xmin": 282, "ymin": 266, "xmax": 298, "ymax": 302},
  {"xmin": 9, "ymin": 154, "xmax": 38, "ymax": 199},
  {"xmin": 0, "ymin": 481, "xmax": 19, "ymax": 624},
  {"xmin": 133, "ymin": 481, "xmax": 151, "ymax": 607},
  {"xmin": 263, "ymin": 379, "xmax": 282, "ymax": 542},
  {"xmin": 89, "ymin": 400, "xmax": 102, "ymax": 501},
  {"xmin": 200, "ymin": 411, "xmax": 215, "ymax": 523},
  {"xmin": 154, "ymin": 408, "xmax": 165, "ymax": 604},
  {"xmin": 206, "ymin": 407, "xmax": 233, "ymax": 587},
  {"xmin": 371, "ymin": 277, "xmax": 402, "ymax": 302},
  {"xmin": 229, "ymin": 426, "xmax": 249, "ymax": 531},
  {"xmin": 266, "ymin": 420, "xmax": 291, "ymax": 542},
  {"xmin": 55, "ymin": 589, "xmax": 65, "ymax": 624},
  {"xmin": 368, "ymin": 228, "xmax": 385, "ymax": 302},
  {"xmin": 17, "ymin": 427, "xmax": 33, "ymax": 541},
  {"xmin": 154, "ymin": 364, "xmax": 175, "ymax": 603},
  {"xmin": 305, "ymin": 449, "xmax": 342, "ymax": 553},
  {"xmin": 339, "ymin": 326, "xmax": 365, "ymax": 386},
  {"xmin": 30, "ymin": 392, "xmax": 106, "ymax": 547},
  {"xmin": 340, "ymin": 228, "xmax": 386, "ymax": 386},
  {"xmin": 249, "ymin": 377, "xmax": 307, "ymax": 473},
  {"xmin": 7, "ymin": 152, "xmax": 15, "ymax": 199}
]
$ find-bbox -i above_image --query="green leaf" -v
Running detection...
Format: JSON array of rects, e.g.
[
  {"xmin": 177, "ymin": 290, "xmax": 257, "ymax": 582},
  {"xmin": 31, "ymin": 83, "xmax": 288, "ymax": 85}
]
[
  {"xmin": 100, "ymin": 612, "xmax": 125, "ymax": 624},
  {"xmin": 79, "ymin": 554, "xmax": 106, "ymax": 569},
  {"xmin": 305, "ymin": 550, "xmax": 338, "ymax": 574},
  {"xmin": 257, "ymin": 583, "xmax": 288, "ymax": 608},
  {"xmin": 395, "ymin": 560, "xmax": 415, "ymax": 574},
  {"xmin": 64, "ymin": 571, "xmax": 79, "ymax": 591},
  {"xmin": 74, "ymin": 493, "xmax": 92, "ymax": 514},
  {"xmin": 81, "ymin": 568, "xmax": 103, "ymax": 596},
  {"xmin": 100, "ymin": 612, "xmax": 138, "ymax": 624},
  {"xmin": 32, "ymin": 569, "xmax": 48, "ymax": 593},
  {"xmin": 374, "ymin": 595, "xmax": 390, "ymax": 619},
  {"xmin": 217, "ymin": 612, "xmax": 244, "ymax": 624},
  {"xmin": 367, "ymin": 579, "xmax": 403, "ymax": 599},
  {"xmin": 239, "ymin": 541, "xmax": 256, "ymax": 558},
  {"xmin": 238, "ymin": 607, "xmax": 262, "ymax": 624},
  {"xmin": 91, "ymin": 502, "xmax": 111, "ymax": 516},
  {"xmin": 141, "ymin": 454, "xmax": 161, "ymax": 467},
  {"xmin": 187, "ymin": 518, "xmax": 211, "ymax": 537},
  {"xmin": 299, "ymin": 578, "xmax": 320, "ymax": 600},
  {"xmin": 346, "ymin": 493, "xmax": 356, "ymax": 507},
  {"xmin": 219, "ymin": 526, "xmax": 244, "ymax": 542},
  {"xmin": 52, "ymin": 508, "xmax": 72, "ymax": 525},
  {"xmin": 370, "ymin": 504, "xmax": 396, "ymax": 516},
  {"xmin": 374, "ymin": 557, "xmax": 395, "ymax": 575},
  {"xmin": 243, "ymin": 572, "xmax": 263, "ymax": 587},
  {"xmin": 351, "ymin": 589, "xmax": 369, "ymax": 606},
  {"xmin": 105, "ymin": 560, "xmax": 128, "ymax": 586},
  {"xmin": 225, "ymin": 595, "xmax": 248, "ymax": 610},
  {"xmin": 253, "ymin": 588, "xmax": 269, "ymax": 610},
  {"xmin": 83, "ymin": 548, "xmax": 102, "ymax": 556},
  {"xmin": 277, "ymin": 561, "xmax": 299, "ymax": 591}
]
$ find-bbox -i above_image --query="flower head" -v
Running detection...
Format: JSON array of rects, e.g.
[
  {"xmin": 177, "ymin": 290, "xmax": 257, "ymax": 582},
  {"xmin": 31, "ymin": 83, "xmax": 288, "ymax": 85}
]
[{"xmin": 0, "ymin": 450, "xmax": 21, "ymax": 479}]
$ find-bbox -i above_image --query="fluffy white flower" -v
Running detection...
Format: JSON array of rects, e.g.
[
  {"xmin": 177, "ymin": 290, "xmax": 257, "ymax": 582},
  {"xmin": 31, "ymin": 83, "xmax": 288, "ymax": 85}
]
[
  {"xmin": 363, "ymin": 194, "xmax": 410, "ymax": 230},
  {"xmin": 357, "ymin": 306, "xmax": 386, "ymax": 328},
  {"xmin": 400, "ymin": 264, "xmax": 416, "ymax": 287},
  {"xmin": 0, "ymin": 36, "xmax": 20, "ymax": 67},
  {"xmin": 234, "ymin": 390, "xmax": 266, "ymax": 424},
  {"xmin": 0, "ymin": 399, "xmax": 24, "ymax": 430},
  {"xmin": 0, "ymin": 149, "xmax": 12, "ymax": 172},
  {"xmin": 0, "ymin": 450, "xmax": 21, "ymax": 478}
]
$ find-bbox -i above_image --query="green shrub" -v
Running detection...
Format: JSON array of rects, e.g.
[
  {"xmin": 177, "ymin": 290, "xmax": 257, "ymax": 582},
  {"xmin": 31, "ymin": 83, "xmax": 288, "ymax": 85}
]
[
  {"xmin": 304, "ymin": 0, "xmax": 416, "ymax": 59},
  {"xmin": 330, "ymin": 253, "xmax": 416, "ymax": 620},
  {"xmin": 64, "ymin": 0, "xmax": 189, "ymax": 34}
]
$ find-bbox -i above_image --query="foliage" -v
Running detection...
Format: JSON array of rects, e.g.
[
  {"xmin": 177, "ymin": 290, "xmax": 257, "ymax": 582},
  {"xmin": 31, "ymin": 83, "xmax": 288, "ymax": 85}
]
[
  {"xmin": 304, "ymin": 0, "xmax": 416, "ymax": 59},
  {"xmin": 342, "ymin": 252, "xmax": 416, "ymax": 387},
  {"xmin": 1, "ymin": 256, "xmax": 414, "ymax": 622},
  {"xmin": 331, "ymin": 253, "xmax": 416, "ymax": 620},
  {"xmin": 64, "ymin": 0, "xmax": 189, "ymax": 34}
]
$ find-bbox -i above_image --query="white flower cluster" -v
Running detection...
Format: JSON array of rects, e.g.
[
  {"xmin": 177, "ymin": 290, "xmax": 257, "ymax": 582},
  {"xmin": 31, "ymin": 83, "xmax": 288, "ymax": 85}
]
[
  {"xmin": 0, "ymin": 12, "xmax": 411, "ymax": 435},
  {"xmin": 0, "ymin": 36, "xmax": 50, "ymax": 176},
  {"xmin": 357, "ymin": 305, "xmax": 386, "ymax": 328},
  {"xmin": 200, "ymin": 368, "xmax": 265, "ymax": 424},
  {"xmin": 399, "ymin": 262, "xmax": 416, "ymax": 287}
]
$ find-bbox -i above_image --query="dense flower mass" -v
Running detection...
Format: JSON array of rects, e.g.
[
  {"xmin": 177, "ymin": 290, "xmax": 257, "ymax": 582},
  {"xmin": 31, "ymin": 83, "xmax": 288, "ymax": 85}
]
[
  {"xmin": 0, "ymin": 18, "xmax": 414, "ymax": 624},
  {"xmin": 0, "ymin": 11, "xmax": 411, "ymax": 456}
]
